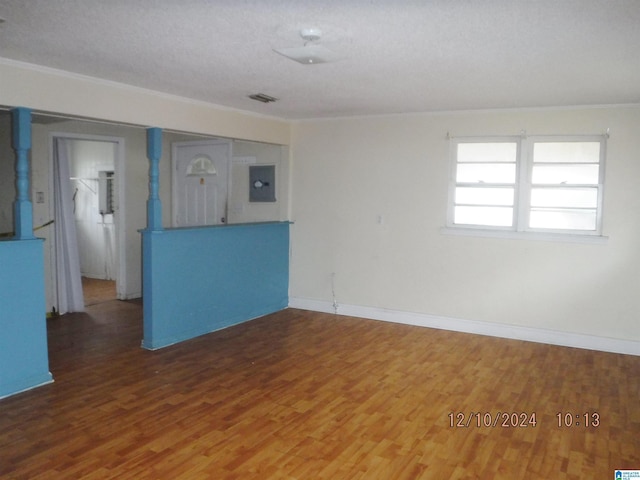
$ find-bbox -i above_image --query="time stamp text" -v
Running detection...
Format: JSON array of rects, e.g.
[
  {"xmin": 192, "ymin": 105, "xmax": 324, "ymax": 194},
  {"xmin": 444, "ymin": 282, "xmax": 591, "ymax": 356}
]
[{"xmin": 448, "ymin": 412, "xmax": 600, "ymax": 428}]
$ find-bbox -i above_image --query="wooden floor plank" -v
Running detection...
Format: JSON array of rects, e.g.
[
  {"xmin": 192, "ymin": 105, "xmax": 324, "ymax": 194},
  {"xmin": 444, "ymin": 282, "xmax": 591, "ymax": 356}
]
[
  {"xmin": 81, "ymin": 276, "xmax": 117, "ymax": 306},
  {"xmin": 1, "ymin": 302, "xmax": 639, "ymax": 478}
]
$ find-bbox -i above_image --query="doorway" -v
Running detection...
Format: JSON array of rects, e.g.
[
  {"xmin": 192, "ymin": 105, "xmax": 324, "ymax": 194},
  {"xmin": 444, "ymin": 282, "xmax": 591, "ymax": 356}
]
[
  {"xmin": 171, "ymin": 139, "xmax": 232, "ymax": 227},
  {"xmin": 50, "ymin": 134, "xmax": 125, "ymax": 312}
]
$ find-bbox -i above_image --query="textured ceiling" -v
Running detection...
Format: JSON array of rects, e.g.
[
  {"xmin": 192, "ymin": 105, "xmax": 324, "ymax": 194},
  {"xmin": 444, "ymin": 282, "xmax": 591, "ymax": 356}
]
[{"xmin": 0, "ymin": 0, "xmax": 639, "ymax": 120}]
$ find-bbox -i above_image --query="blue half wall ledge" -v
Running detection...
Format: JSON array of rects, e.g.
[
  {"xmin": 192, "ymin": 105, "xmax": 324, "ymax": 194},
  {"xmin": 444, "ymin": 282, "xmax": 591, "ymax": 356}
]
[{"xmin": 141, "ymin": 221, "xmax": 290, "ymax": 350}]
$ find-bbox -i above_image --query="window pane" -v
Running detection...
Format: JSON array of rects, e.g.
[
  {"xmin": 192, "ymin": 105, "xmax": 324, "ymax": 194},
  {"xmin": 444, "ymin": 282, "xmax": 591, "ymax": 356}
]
[
  {"xmin": 456, "ymin": 187, "xmax": 514, "ymax": 206},
  {"xmin": 454, "ymin": 206, "xmax": 513, "ymax": 227},
  {"xmin": 458, "ymin": 143, "xmax": 517, "ymax": 163},
  {"xmin": 531, "ymin": 164, "xmax": 599, "ymax": 185},
  {"xmin": 530, "ymin": 187, "xmax": 598, "ymax": 208},
  {"xmin": 456, "ymin": 163, "xmax": 516, "ymax": 183},
  {"xmin": 533, "ymin": 142, "xmax": 600, "ymax": 163},
  {"xmin": 529, "ymin": 208, "xmax": 597, "ymax": 230}
]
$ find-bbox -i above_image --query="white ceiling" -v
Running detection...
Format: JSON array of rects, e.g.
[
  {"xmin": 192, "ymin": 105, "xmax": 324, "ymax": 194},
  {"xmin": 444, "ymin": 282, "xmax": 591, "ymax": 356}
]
[{"xmin": 1, "ymin": 0, "xmax": 639, "ymax": 120}]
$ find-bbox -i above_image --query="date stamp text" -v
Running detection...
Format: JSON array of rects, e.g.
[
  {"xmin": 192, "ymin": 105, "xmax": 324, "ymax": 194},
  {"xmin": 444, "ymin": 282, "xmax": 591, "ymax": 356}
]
[{"xmin": 448, "ymin": 412, "xmax": 537, "ymax": 428}]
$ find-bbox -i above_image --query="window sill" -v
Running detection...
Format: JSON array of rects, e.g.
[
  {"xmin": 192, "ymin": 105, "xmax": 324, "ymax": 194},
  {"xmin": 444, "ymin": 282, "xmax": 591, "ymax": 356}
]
[{"xmin": 440, "ymin": 227, "xmax": 609, "ymax": 245}]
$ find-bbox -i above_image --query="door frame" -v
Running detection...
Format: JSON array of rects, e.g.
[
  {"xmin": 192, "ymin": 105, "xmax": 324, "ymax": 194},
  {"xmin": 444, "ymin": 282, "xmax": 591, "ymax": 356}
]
[
  {"xmin": 49, "ymin": 132, "xmax": 126, "ymax": 301},
  {"xmin": 171, "ymin": 139, "xmax": 232, "ymax": 228}
]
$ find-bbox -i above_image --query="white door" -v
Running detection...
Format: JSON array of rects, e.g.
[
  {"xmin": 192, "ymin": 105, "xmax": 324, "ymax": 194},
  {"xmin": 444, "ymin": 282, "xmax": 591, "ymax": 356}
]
[{"xmin": 172, "ymin": 140, "xmax": 231, "ymax": 227}]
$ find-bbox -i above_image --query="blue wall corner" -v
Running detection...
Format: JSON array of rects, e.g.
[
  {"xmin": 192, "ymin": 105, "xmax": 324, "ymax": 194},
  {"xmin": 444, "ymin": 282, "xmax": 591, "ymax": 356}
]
[
  {"xmin": 0, "ymin": 239, "xmax": 53, "ymax": 399},
  {"xmin": 142, "ymin": 222, "xmax": 290, "ymax": 349}
]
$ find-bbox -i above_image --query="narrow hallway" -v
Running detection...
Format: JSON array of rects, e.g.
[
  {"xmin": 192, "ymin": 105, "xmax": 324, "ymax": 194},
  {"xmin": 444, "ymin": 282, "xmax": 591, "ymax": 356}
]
[{"xmin": 82, "ymin": 276, "xmax": 116, "ymax": 306}]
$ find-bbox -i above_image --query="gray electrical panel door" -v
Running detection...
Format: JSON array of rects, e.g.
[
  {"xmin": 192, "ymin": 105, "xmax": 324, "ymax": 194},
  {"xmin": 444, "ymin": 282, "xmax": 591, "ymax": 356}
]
[{"xmin": 249, "ymin": 165, "xmax": 276, "ymax": 202}]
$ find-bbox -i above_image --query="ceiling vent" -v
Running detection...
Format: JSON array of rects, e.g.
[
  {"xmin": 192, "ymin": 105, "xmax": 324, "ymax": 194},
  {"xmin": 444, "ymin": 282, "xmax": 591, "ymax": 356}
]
[{"xmin": 248, "ymin": 93, "xmax": 278, "ymax": 103}]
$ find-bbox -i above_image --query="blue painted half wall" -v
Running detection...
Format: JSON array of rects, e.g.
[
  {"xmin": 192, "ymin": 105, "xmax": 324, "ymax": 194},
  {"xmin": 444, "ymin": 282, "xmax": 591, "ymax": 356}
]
[
  {"xmin": 0, "ymin": 239, "xmax": 53, "ymax": 399},
  {"xmin": 141, "ymin": 222, "xmax": 290, "ymax": 349}
]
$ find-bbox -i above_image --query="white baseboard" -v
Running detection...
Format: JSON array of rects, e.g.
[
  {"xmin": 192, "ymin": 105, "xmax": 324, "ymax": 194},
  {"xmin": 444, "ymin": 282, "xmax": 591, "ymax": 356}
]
[
  {"xmin": 117, "ymin": 291, "xmax": 141, "ymax": 301},
  {"xmin": 288, "ymin": 297, "xmax": 640, "ymax": 356},
  {"xmin": 0, "ymin": 377, "xmax": 54, "ymax": 400}
]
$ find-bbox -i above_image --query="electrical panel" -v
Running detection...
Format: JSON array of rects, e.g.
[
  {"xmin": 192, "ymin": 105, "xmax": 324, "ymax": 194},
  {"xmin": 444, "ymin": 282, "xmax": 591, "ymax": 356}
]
[{"xmin": 249, "ymin": 165, "xmax": 276, "ymax": 202}]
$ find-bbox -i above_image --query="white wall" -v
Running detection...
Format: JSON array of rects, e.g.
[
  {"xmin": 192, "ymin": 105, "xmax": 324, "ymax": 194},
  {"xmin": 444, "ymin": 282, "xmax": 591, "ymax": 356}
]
[
  {"xmin": 4, "ymin": 57, "xmax": 638, "ymax": 351},
  {"xmin": 289, "ymin": 106, "xmax": 640, "ymax": 345}
]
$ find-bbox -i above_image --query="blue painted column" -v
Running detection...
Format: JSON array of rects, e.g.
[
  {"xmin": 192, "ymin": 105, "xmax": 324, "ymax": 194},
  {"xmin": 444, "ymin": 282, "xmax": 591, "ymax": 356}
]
[
  {"xmin": 146, "ymin": 127, "xmax": 163, "ymax": 231},
  {"xmin": 1, "ymin": 106, "xmax": 52, "ymax": 398},
  {"xmin": 12, "ymin": 107, "xmax": 34, "ymax": 239}
]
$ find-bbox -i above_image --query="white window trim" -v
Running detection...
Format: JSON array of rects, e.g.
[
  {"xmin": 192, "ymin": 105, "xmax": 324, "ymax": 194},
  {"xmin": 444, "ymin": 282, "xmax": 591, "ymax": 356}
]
[
  {"xmin": 446, "ymin": 134, "xmax": 607, "ymax": 241},
  {"xmin": 440, "ymin": 226, "xmax": 608, "ymax": 244}
]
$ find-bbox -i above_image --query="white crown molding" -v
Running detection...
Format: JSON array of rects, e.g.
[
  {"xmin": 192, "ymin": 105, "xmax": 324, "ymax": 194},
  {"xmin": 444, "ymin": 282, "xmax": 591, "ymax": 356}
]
[
  {"xmin": 290, "ymin": 102, "xmax": 640, "ymax": 123},
  {"xmin": 3, "ymin": 56, "xmax": 638, "ymax": 124},
  {"xmin": 0, "ymin": 57, "xmax": 287, "ymax": 123},
  {"xmin": 288, "ymin": 297, "xmax": 640, "ymax": 356}
]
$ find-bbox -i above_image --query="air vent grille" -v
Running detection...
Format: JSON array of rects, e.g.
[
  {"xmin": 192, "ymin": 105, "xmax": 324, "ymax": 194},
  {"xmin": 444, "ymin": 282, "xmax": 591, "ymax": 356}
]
[{"xmin": 248, "ymin": 93, "xmax": 278, "ymax": 103}]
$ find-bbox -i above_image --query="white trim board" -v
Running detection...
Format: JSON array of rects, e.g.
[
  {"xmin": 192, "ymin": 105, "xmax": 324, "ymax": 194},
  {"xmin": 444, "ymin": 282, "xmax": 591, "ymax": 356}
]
[
  {"xmin": 118, "ymin": 290, "xmax": 141, "ymax": 301},
  {"xmin": 0, "ymin": 57, "xmax": 285, "ymax": 123},
  {"xmin": 0, "ymin": 378, "xmax": 54, "ymax": 401},
  {"xmin": 288, "ymin": 297, "xmax": 640, "ymax": 357}
]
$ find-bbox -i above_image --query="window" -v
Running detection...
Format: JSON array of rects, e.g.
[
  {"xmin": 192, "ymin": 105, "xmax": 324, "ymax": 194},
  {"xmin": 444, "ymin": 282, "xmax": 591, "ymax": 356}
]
[
  {"xmin": 98, "ymin": 170, "xmax": 115, "ymax": 215},
  {"xmin": 448, "ymin": 135, "xmax": 606, "ymax": 236}
]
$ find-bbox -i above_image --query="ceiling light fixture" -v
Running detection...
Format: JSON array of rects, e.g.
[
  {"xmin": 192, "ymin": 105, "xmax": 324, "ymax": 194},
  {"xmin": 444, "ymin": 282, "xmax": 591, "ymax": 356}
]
[{"xmin": 274, "ymin": 28, "xmax": 339, "ymax": 65}]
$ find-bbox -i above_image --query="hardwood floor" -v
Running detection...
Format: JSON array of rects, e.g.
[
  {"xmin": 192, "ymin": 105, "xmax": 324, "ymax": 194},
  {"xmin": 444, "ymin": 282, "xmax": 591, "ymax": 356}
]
[
  {"xmin": 1, "ymin": 302, "xmax": 639, "ymax": 479},
  {"xmin": 82, "ymin": 277, "xmax": 117, "ymax": 306}
]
